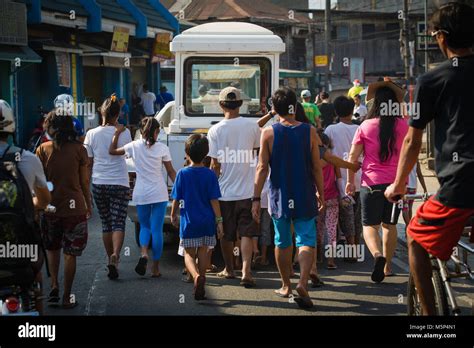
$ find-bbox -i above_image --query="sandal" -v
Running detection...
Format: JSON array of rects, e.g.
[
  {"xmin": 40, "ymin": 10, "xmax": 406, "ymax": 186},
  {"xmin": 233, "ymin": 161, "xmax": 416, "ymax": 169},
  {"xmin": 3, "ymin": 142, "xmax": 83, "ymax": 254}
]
[
  {"xmin": 194, "ymin": 275, "xmax": 206, "ymax": 301},
  {"xmin": 206, "ymin": 264, "xmax": 218, "ymax": 274},
  {"xmin": 309, "ymin": 274, "xmax": 325, "ymax": 288},
  {"xmin": 47, "ymin": 288, "xmax": 60, "ymax": 303},
  {"xmin": 240, "ymin": 278, "xmax": 256, "ymax": 288},
  {"xmin": 135, "ymin": 256, "xmax": 148, "ymax": 276},
  {"xmin": 62, "ymin": 300, "xmax": 79, "ymax": 309},
  {"xmin": 371, "ymin": 256, "xmax": 386, "ymax": 283},
  {"xmin": 217, "ymin": 270, "xmax": 236, "ymax": 279}
]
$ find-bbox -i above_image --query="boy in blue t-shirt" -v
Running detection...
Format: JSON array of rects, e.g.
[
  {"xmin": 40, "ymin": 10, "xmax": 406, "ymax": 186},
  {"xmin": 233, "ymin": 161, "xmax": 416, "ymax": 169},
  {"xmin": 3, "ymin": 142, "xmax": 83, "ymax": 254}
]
[{"xmin": 171, "ymin": 134, "xmax": 224, "ymax": 300}]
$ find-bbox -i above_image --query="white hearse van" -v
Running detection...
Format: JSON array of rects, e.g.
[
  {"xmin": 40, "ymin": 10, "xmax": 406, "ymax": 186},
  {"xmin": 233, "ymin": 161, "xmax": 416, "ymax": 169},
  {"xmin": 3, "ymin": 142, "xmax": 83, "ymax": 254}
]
[{"xmin": 128, "ymin": 22, "xmax": 285, "ymax": 244}]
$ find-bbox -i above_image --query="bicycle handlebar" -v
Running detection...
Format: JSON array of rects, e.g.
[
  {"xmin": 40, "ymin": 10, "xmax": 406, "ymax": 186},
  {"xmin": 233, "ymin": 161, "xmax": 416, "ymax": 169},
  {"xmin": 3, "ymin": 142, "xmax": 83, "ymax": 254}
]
[{"xmin": 389, "ymin": 192, "xmax": 435, "ymax": 225}]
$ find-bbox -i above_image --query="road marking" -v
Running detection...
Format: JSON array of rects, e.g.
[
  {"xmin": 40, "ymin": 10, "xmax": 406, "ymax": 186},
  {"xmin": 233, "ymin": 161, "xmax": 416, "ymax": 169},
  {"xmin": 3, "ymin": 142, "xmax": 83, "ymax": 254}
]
[{"xmin": 84, "ymin": 266, "xmax": 107, "ymax": 316}]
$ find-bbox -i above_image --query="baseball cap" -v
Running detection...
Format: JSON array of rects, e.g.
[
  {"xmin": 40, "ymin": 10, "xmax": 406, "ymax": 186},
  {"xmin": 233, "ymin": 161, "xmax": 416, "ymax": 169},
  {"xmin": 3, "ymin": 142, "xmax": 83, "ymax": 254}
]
[
  {"xmin": 301, "ymin": 90, "xmax": 311, "ymax": 98},
  {"xmin": 219, "ymin": 87, "xmax": 242, "ymax": 102},
  {"xmin": 0, "ymin": 100, "xmax": 15, "ymax": 133}
]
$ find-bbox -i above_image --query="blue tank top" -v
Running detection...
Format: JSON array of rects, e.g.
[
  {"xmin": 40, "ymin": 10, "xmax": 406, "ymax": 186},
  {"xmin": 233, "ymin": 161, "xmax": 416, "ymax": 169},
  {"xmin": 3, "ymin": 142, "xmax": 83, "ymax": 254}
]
[{"xmin": 268, "ymin": 122, "xmax": 317, "ymax": 219}]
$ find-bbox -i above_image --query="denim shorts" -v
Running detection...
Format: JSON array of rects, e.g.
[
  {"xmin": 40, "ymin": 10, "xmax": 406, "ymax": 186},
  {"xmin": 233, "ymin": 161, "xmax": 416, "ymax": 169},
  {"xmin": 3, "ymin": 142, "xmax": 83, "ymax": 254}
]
[{"xmin": 272, "ymin": 216, "xmax": 316, "ymax": 248}]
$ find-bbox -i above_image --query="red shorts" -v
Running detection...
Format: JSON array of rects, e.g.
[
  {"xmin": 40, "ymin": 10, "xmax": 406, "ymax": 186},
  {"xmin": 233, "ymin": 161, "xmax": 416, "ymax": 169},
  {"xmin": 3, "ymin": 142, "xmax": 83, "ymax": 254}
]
[{"xmin": 407, "ymin": 196, "xmax": 474, "ymax": 261}]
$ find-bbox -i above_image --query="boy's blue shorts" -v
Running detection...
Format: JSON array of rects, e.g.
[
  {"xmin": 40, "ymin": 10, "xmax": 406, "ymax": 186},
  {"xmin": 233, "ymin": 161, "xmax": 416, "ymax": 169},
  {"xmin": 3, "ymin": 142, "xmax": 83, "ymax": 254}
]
[{"xmin": 272, "ymin": 217, "xmax": 317, "ymax": 248}]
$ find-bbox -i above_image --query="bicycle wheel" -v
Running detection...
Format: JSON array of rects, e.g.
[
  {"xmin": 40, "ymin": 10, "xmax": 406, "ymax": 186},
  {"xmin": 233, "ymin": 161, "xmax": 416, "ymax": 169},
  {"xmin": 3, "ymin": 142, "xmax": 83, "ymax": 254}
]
[{"xmin": 407, "ymin": 259, "xmax": 449, "ymax": 316}]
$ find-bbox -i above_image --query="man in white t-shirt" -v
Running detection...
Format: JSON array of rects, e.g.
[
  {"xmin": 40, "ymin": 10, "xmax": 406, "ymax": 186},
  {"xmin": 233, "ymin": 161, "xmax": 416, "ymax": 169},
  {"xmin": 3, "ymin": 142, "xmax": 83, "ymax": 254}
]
[
  {"xmin": 325, "ymin": 96, "xmax": 362, "ymax": 248},
  {"xmin": 353, "ymin": 94, "xmax": 368, "ymax": 124},
  {"xmin": 208, "ymin": 87, "xmax": 260, "ymax": 287},
  {"xmin": 140, "ymin": 84, "xmax": 156, "ymax": 117}
]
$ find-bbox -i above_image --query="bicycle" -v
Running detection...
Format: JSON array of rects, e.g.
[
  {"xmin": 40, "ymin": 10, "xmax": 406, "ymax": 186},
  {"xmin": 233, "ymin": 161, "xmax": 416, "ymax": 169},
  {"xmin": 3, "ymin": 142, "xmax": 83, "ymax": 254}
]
[{"xmin": 390, "ymin": 193, "xmax": 474, "ymax": 316}]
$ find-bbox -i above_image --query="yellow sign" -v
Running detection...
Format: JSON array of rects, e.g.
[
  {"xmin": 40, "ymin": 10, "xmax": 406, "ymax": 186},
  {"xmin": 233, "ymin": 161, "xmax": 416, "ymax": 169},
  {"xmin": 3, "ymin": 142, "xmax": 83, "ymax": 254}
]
[
  {"xmin": 315, "ymin": 55, "xmax": 328, "ymax": 67},
  {"xmin": 111, "ymin": 27, "xmax": 130, "ymax": 53},
  {"xmin": 152, "ymin": 33, "xmax": 173, "ymax": 62}
]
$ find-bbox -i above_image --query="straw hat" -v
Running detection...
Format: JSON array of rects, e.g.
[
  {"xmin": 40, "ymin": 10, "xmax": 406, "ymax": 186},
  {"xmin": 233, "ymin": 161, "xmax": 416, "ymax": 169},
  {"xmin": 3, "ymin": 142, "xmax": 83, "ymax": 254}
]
[{"xmin": 366, "ymin": 80, "xmax": 405, "ymax": 103}]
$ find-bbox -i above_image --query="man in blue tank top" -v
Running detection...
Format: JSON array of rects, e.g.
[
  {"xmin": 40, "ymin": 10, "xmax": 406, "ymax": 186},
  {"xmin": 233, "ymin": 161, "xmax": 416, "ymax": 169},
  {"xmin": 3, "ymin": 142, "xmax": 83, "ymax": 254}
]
[{"xmin": 252, "ymin": 87, "xmax": 325, "ymax": 309}]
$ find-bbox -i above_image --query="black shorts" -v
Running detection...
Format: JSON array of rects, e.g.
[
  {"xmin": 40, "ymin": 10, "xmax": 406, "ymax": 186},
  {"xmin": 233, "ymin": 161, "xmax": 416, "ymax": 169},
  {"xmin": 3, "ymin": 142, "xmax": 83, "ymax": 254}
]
[
  {"xmin": 219, "ymin": 199, "xmax": 259, "ymax": 242},
  {"xmin": 360, "ymin": 184, "xmax": 400, "ymax": 226}
]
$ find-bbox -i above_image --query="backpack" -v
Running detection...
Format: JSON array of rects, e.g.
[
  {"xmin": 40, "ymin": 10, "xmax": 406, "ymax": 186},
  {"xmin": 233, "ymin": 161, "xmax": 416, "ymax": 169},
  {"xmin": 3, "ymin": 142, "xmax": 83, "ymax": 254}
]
[{"xmin": 0, "ymin": 146, "xmax": 40, "ymax": 286}]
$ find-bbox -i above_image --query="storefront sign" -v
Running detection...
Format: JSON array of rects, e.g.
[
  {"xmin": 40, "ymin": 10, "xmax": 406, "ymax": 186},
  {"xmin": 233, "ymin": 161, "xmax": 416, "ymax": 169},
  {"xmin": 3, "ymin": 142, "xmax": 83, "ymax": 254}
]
[
  {"xmin": 111, "ymin": 26, "xmax": 130, "ymax": 53},
  {"xmin": 315, "ymin": 55, "xmax": 328, "ymax": 67},
  {"xmin": 55, "ymin": 52, "xmax": 71, "ymax": 88},
  {"xmin": 152, "ymin": 33, "xmax": 173, "ymax": 63}
]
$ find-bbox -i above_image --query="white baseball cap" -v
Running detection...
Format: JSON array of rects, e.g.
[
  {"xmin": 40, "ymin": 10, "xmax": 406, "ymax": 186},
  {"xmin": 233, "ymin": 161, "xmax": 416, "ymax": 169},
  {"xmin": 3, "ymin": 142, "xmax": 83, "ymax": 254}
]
[
  {"xmin": 0, "ymin": 100, "xmax": 15, "ymax": 133},
  {"xmin": 219, "ymin": 87, "xmax": 242, "ymax": 102},
  {"xmin": 301, "ymin": 90, "xmax": 311, "ymax": 98}
]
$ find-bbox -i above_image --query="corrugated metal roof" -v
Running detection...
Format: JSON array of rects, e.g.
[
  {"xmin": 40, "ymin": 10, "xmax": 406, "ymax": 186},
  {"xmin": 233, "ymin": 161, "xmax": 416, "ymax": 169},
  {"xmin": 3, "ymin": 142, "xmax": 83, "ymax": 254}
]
[
  {"xmin": 133, "ymin": 0, "xmax": 174, "ymax": 31},
  {"xmin": 165, "ymin": 0, "xmax": 312, "ymax": 23},
  {"xmin": 95, "ymin": 0, "xmax": 136, "ymax": 25},
  {"xmin": 16, "ymin": 0, "xmax": 89, "ymax": 17}
]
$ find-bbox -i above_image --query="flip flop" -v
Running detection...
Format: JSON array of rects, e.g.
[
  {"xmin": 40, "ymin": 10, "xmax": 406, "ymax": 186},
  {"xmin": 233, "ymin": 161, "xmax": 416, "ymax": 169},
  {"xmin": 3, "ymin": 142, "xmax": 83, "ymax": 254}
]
[
  {"xmin": 47, "ymin": 288, "xmax": 60, "ymax": 303},
  {"xmin": 182, "ymin": 275, "xmax": 193, "ymax": 283},
  {"xmin": 240, "ymin": 278, "xmax": 256, "ymax": 288},
  {"xmin": 326, "ymin": 264, "xmax": 338, "ymax": 270},
  {"xmin": 385, "ymin": 272, "xmax": 397, "ymax": 277},
  {"xmin": 107, "ymin": 264, "xmax": 119, "ymax": 280},
  {"xmin": 62, "ymin": 301, "xmax": 79, "ymax": 310},
  {"xmin": 194, "ymin": 275, "xmax": 206, "ymax": 301},
  {"xmin": 309, "ymin": 274, "xmax": 325, "ymax": 288},
  {"xmin": 294, "ymin": 296, "xmax": 314, "ymax": 309},
  {"xmin": 371, "ymin": 256, "xmax": 386, "ymax": 283},
  {"xmin": 206, "ymin": 264, "xmax": 218, "ymax": 274},
  {"xmin": 217, "ymin": 270, "xmax": 236, "ymax": 279},
  {"xmin": 274, "ymin": 289, "xmax": 291, "ymax": 298},
  {"xmin": 151, "ymin": 273, "xmax": 162, "ymax": 278},
  {"xmin": 135, "ymin": 256, "xmax": 148, "ymax": 276}
]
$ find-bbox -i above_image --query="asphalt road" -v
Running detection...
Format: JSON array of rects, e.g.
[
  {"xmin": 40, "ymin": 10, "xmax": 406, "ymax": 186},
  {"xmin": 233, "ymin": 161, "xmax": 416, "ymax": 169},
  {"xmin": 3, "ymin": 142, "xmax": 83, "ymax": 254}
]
[{"xmin": 40, "ymin": 208, "xmax": 474, "ymax": 316}]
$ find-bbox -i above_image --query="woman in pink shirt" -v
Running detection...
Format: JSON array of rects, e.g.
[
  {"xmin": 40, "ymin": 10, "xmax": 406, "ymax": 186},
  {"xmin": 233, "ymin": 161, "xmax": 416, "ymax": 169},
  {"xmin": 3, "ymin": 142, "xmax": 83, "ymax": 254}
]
[{"xmin": 346, "ymin": 81, "xmax": 408, "ymax": 283}]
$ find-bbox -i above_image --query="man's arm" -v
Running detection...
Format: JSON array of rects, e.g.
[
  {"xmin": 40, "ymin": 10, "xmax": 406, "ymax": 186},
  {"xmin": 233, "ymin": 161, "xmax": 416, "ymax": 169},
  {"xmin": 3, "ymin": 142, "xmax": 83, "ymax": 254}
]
[
  {"xmin": 310, "ymin": 127, "xmax": 325, "ymax": 211},
  {"xmin": 346, "ymin": 144, "xmax": 363, "ymax": 195},
  {"xmin": 252, "ymin": 127, "xmax": 271, "ymax": 223},
  {"xmin": 210, "ymin": 158, "xmax": 221, "ymax": 178},
  {"xmin": 33, "ymin": 186, "xmax": 51, "ymax": 211},
  {"xmin": 385, "ymin": 127, "xmax": 423, "ymax": 202}
]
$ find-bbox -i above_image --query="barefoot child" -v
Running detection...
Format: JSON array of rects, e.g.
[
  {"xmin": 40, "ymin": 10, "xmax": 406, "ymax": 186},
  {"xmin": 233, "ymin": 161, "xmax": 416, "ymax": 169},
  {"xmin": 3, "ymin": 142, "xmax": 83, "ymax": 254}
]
[{"xmin": 171, "ymin": 134, "xmax": 224, "ymax": 300}]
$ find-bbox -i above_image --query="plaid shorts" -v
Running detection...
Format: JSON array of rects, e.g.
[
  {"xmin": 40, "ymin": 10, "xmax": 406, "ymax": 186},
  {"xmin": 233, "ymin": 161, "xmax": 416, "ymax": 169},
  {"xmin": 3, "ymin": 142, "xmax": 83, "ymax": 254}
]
[
  {"xmin": 92, "ymin": 184, "xmax": 129, "ymax": 233},
  {"xmin": 41, "ymin": 214, "xmax": 88, "ymax": 256},
  {"xmin": 180, "ymin": 235, "xmax": 217, "ymax": 249}
]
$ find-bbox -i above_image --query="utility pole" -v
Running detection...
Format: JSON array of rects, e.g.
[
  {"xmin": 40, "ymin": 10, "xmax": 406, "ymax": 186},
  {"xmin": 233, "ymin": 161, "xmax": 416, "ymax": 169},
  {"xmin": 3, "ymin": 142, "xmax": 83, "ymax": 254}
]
[
  {"xmin": 403, "ymin": 0, "xmax": 411, "ymax": 86},
  {"xmin": 424, "ymin": 0, "xmax": 429, "ymax": 72},
  {"xmin": 325, "ymin": 0, "xmax": 331, "ymax": 91}
]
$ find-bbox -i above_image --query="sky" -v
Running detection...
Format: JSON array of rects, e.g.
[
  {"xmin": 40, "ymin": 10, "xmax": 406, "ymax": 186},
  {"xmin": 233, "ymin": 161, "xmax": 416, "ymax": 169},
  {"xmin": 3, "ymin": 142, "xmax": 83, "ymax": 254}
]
[{"xmin": 308, "ymin": 0, "xmax": 338, "ymax": 9}]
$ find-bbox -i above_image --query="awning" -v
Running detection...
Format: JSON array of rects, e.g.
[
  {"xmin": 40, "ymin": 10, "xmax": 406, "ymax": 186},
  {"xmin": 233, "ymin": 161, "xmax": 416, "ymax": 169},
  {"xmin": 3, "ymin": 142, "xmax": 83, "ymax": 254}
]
[
  {"xmin": 198, "ymin": 69, "xmax": 257, "ymax": 82},
  {"xmin": 0, "ymin": 45, "xmax": 42, "ymax": 63},
  {"xmin": 279, "ymin": 69, "xmax": 312, "ymax": 78},
  {"xmin": 30, "ymin": 41, "xmax": 83, "ymax": 54},
  {"xmin": 79, "ymin": 44, "xmax": 131, "ymax": 58}
]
